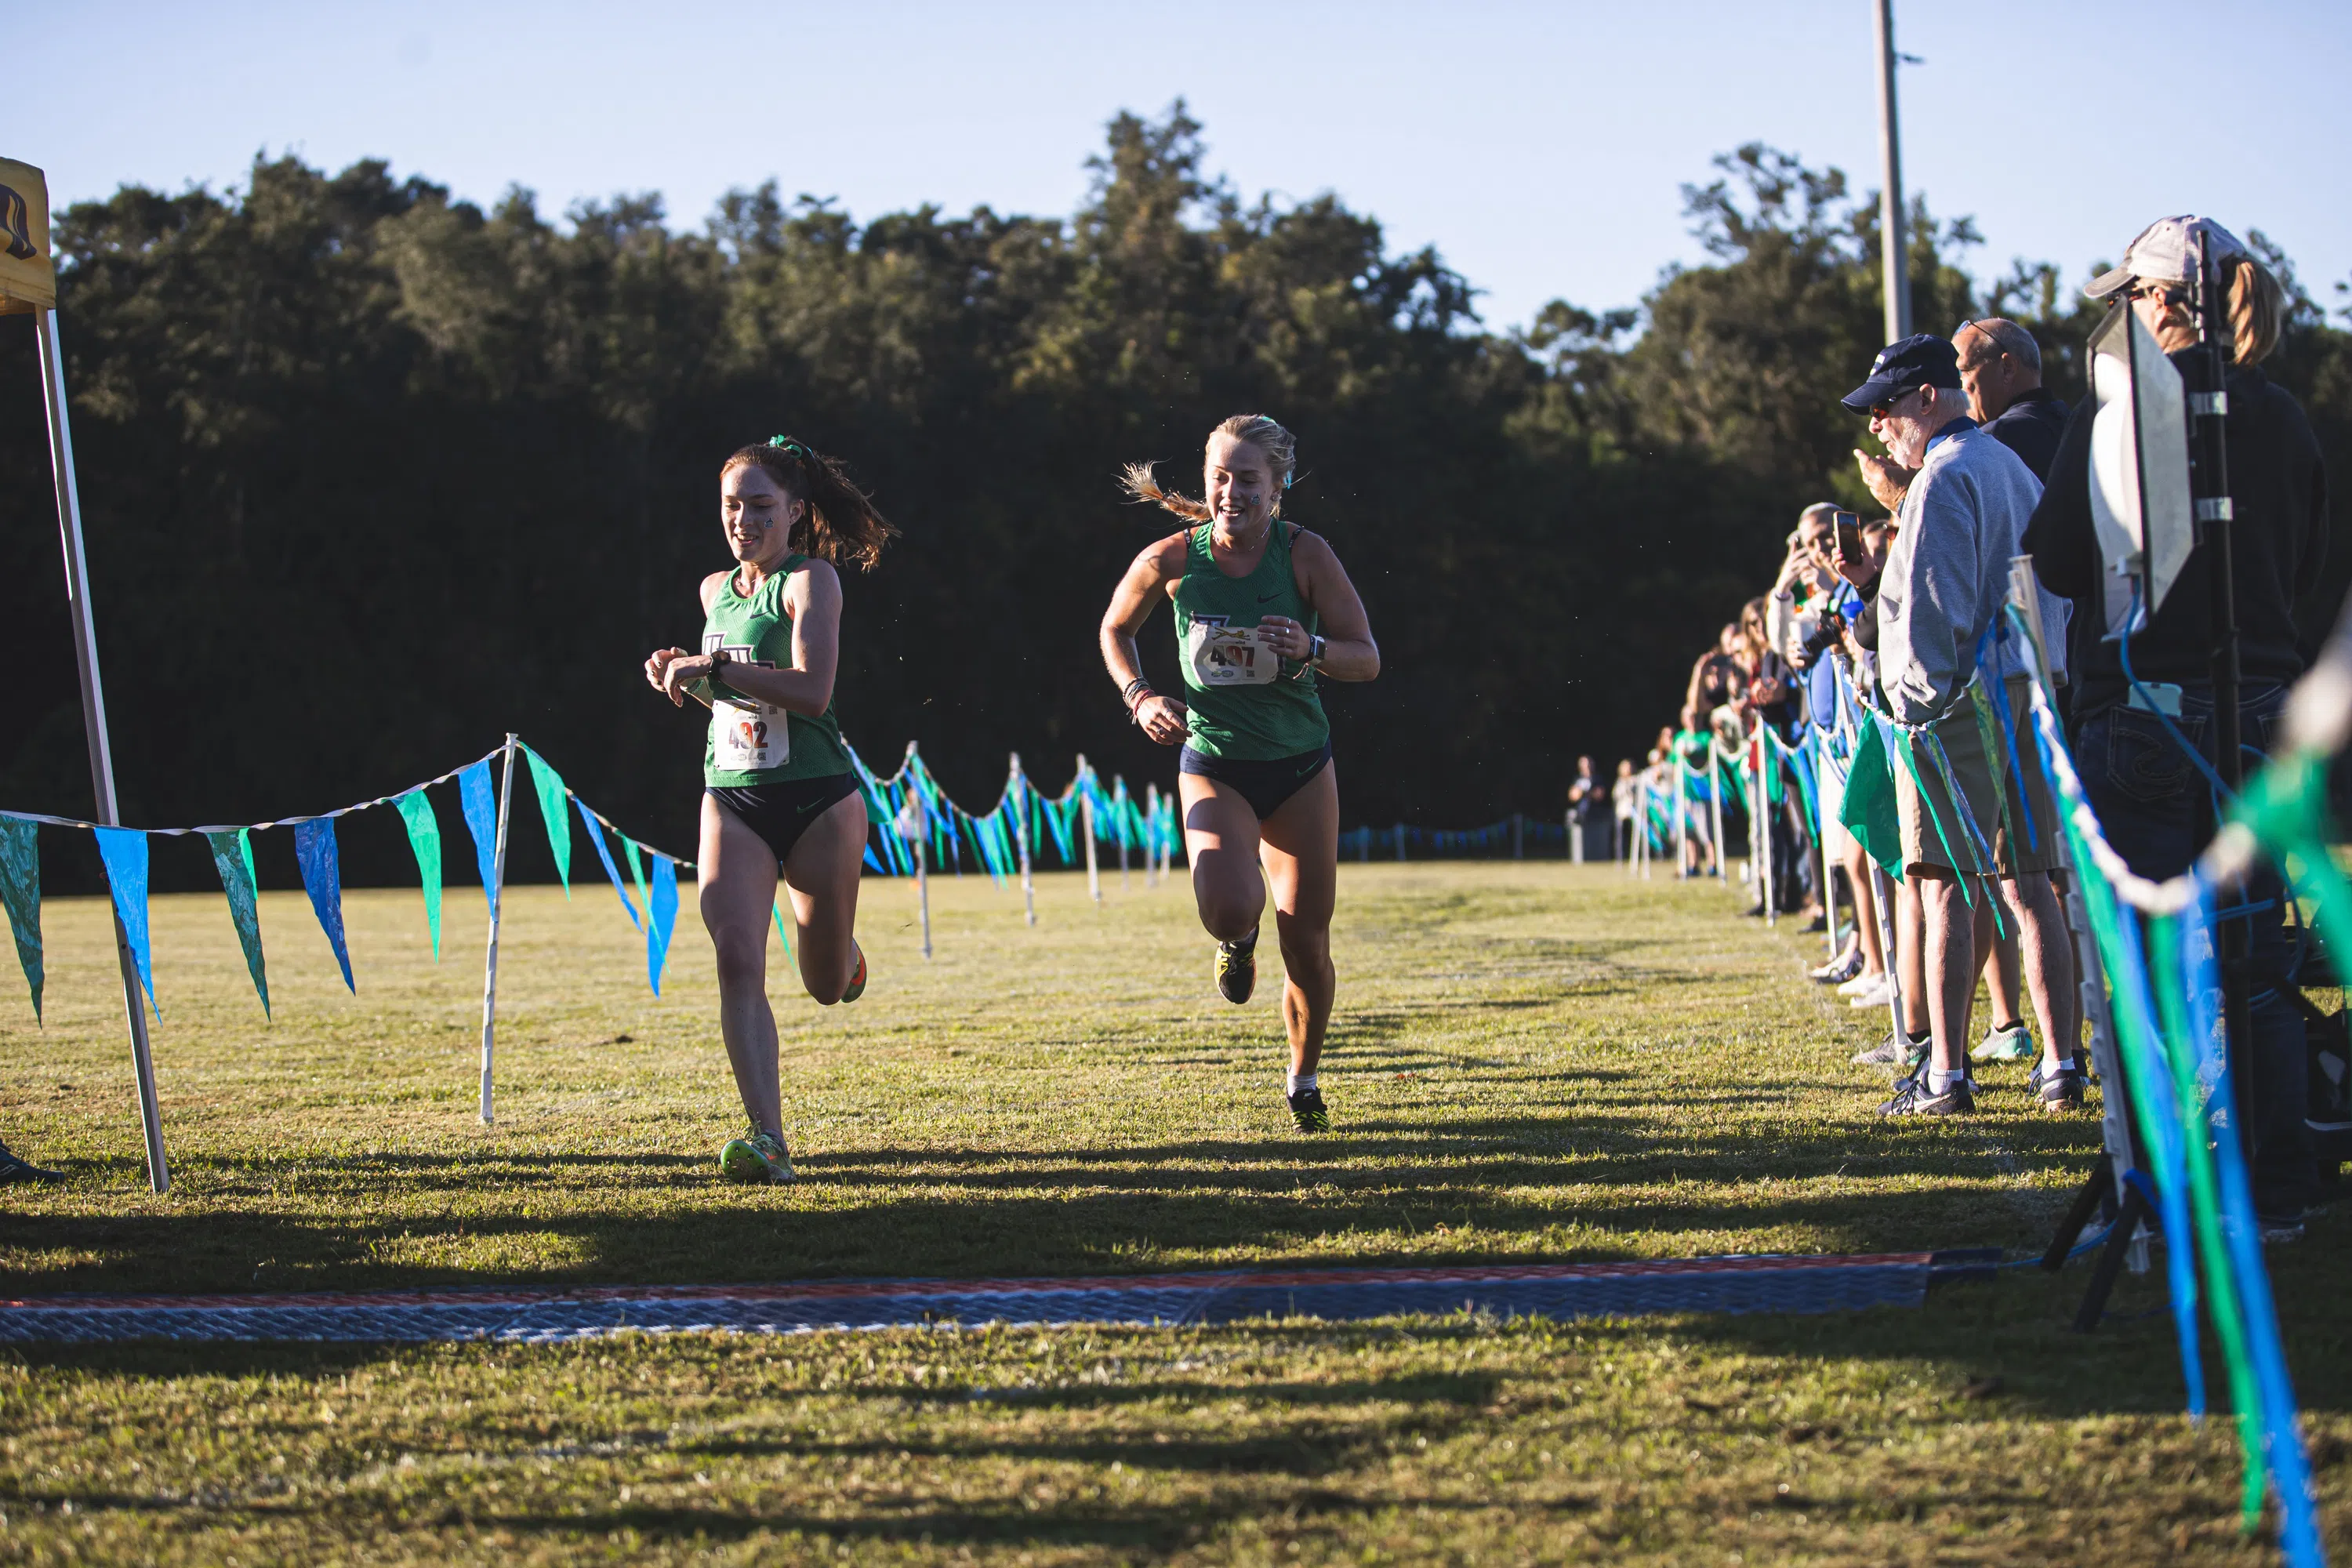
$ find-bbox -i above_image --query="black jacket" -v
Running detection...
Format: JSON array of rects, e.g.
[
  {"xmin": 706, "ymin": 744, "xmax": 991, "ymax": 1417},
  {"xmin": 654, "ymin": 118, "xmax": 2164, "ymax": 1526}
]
[
  {"xmin": 1982, "ymin": 386, "xmax": 2068, "ymax": 481},
  {"xmin": 2022, "ymin": 355, "xmax": 2330, "ymax": 716}
]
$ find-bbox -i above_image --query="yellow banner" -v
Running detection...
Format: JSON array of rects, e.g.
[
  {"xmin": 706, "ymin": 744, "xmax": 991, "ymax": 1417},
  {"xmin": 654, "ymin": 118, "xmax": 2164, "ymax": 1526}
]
[{"xmin": 0, "ymin": 158, "xmax": 56, "ymax": 314}]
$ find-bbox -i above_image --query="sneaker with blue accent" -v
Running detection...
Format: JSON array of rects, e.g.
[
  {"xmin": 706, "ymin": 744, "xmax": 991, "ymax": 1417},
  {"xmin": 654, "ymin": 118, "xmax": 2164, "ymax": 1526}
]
[{"xmin": 1971, "ymin": 1023, "xmax": 2035, "ymax": 1064}]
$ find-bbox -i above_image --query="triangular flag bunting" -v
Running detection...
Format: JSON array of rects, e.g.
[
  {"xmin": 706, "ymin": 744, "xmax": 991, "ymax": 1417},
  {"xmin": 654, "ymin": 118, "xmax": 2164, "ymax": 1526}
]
[
  {"xmin": 202, "ymin": 829, "xmax": 269, "ymax": 1015},
  {"xmin": 524, "ymin": 748, "xmax": 572, "ymax": 897},
  {"xmin": 0, "ymin": 816, "xmax": 43, "ymax": 1022},
  {"xmin": 292, "ymin": 818, "xmax": 355, "ymax": 993},
  {"xmin": 393, "ymin": 788, "xmax": 444, "ymax": 960},
  {"xmin": 623, "ymin": 836, "xmax": 649, "ymax": 923},
  {"xmin": 576, "ymin": 799, "xmax": 640, "ymax": 931},
  {"xmin": 458, "ymin": 758, "xmax": 499, "ymax": 904},
  {"xmin": 648, "ymin": 854, "xmax": 678, "ymax": 995},
  {"xmin": 771, "ymin": 899, "xmax": 793, "ymax": 960},
  {"xmin": 92, "ymin": 826, "xmax": 156, "ymax": 1014}
]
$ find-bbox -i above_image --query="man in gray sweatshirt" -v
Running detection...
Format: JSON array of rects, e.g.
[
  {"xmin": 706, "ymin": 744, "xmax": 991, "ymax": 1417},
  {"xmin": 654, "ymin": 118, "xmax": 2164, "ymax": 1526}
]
[{"xmin": 1841, "ymin": 335, "xmax": 2081, "ymax": 1117}]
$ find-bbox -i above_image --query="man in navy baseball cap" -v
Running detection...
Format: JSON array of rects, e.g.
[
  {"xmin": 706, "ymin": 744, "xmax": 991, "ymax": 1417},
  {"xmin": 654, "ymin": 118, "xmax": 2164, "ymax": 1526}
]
[{"xmin": 1839, "ymin": 332, "xmax": 1963, "ymax": 414}]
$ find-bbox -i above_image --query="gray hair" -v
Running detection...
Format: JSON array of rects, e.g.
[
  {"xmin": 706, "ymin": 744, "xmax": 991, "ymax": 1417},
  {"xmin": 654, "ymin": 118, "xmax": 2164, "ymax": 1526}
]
[{"xmin": 1955, "ymin": 318, "xmax": 2042, "ymax": 376}]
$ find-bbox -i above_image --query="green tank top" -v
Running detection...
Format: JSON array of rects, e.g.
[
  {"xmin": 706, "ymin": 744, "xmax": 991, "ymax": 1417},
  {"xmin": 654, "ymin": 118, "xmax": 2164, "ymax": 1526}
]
[
  {"xmin": 1171, "ymin": 521, "xmax": 1329, "ymax": 760},
  {"xmin": 699, "ymin": 557, "xmax": 852, "ymax": 787}
]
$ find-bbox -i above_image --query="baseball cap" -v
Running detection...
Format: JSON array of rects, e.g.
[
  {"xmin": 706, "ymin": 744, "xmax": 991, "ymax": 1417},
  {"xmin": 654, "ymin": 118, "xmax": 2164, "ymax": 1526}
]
[
  {"xmin": 2084, "ymin": 215, "xmax": 2249, "ymax": 300},
  {"xmin": 1839, "ymin": 333, "xmax": 1963, "ymax": 414}
]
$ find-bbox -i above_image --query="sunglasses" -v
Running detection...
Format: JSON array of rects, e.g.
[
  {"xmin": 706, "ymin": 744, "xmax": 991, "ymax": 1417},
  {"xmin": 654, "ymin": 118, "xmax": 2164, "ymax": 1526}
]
[{"xmin": 1867, "ymin": 385, "xmax": 1924, "ymax": 421}]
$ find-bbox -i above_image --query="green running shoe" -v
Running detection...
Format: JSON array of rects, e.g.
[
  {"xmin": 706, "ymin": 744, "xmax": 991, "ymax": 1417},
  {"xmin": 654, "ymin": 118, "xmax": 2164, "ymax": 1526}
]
[
  {"xmin": 1971, "ymin": 1023, "xmax": 2035, "ymax": 1064},
  {"xmin": 1287, "ymin": 1084, "xmax": 1330, "ymax": 1133},
  {"xmin": 1216, "ymin": 928, "xmax": 1259, "ymax": 1005},
  {"xmin": 840, "ymin": 943, "xmax": 868, "ymax": 1004},
  {"xmin": 719, "ymin": 1127, "xmax": 797, "ymax": 1184}
]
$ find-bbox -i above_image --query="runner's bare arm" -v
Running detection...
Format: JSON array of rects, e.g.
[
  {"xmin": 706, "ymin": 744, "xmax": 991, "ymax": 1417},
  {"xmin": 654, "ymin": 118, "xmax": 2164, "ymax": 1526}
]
[
  {"xmin": 1101, "ymin": 533, "xmax": 1190, "ymax": 746},
  {"xmin": 1260, "ymin": 529, "xmax": 1379, "ymax": 681},
  {"xmin": 644, "ymin": 572, "xmax": 738, "ymax": 709}
]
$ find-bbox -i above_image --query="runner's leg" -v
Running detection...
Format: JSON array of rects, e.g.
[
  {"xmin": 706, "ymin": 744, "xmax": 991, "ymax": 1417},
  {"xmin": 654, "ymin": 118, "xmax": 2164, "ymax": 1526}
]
[
  {"xmin": 1179, "ymin": 772, "xmax": 1266, "ymax": 943},
  {"xmin": 698, "ymin": 793, "xmax": 783, "ymax": 1138},
  {"xmin": 782, "ymin": 789, "xmax": 869, "ymax": 1004},
  {"xmin": 1259, "ymin": 763, "xmax": 1340, "ymax": 1079}
]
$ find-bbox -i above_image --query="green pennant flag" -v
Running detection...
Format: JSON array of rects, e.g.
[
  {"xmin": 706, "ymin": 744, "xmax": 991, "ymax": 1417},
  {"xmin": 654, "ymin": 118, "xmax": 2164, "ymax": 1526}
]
[
  {"xmin": 203, "ymin": 828, "xmax": 270, "ymax": 1015},
  {"xmin": 524, "ymin": 748, "xmax": 572, "ymax": 896},
  {"xmin": 622, "ymin": 836, "xmax": 648, "ymax": 920},
  {"xmin": 393, "ymin": 788, "xmax": 444, "ymax": 960},
  {"xmin": 0, "ymin": 816, "xmax": 43, "ymax": 1022},
  {"xmin": 772, "ymin": 900, "xmax": 794, "ymax": 960},
  {"xmin": 1837, "ymin": 717, "xmax": 1905, "ymax": 883}
]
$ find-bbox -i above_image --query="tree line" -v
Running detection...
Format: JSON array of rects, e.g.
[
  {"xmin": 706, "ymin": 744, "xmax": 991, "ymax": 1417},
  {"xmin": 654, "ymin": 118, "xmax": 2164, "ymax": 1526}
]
[{"xmin": 4, "ymin": 107, "xmax": 2347, "ymax": 891}]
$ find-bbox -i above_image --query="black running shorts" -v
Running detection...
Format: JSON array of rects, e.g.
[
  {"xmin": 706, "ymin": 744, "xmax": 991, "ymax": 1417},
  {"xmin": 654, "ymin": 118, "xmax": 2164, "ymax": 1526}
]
[
  {"xmin": 1179, "ymin": 741, "xmax": 1334, "ymax": 821},
  {"xmin": 708, "ymin": 774, "xmax": 861, "ymax": 865}
]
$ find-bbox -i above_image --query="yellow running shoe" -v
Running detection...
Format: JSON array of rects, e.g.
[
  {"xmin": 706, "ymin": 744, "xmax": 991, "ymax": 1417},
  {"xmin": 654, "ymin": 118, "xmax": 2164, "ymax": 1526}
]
[
  {"xmin": 1215, "ymin": 927, "xmax": 1259, "ymax": 1005},
  {"xmin": 719, "ymin": 1127, "xmax": 797, "ymax": 1184}
]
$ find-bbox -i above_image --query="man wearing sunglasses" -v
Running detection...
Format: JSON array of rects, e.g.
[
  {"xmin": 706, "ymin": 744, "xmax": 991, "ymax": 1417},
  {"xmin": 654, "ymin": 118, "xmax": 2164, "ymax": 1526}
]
[
  {"xmin": 1854, "ymin": 318, "xmax": 2068, "ymax": 512},
  {"xmin": 1838, "ymin": 335, "xmax": 2079, "ymax": 1118}
]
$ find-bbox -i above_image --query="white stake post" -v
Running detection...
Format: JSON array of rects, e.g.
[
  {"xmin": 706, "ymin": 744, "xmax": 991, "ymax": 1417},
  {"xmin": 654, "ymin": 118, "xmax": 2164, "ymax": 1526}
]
[
  {"xmin": 1009, "ymin": 752, "xmax": 1036, "ymax": 927},
  {"xmin": 1116, "ymin": 776, "xmax": 1131, "ymax": 891},
  {"xmin": 477, "ymin": 732, "xmax": 517, "ymax": 1124},
  {"xmin": 1674, "ymin": 759, "xmax": 1689, "ymax": 878},
  {"xmin": 1747, "ymin": 727, "xmax": 1762, "ymax": 904},
  {"xmin": 1709, "ymin": 746, "xmax": 1726, "ymax": 884},
  {"xmin": 37, "ymin": 307, "xmax": 168, "ymax": 1193},
  {"xmin": 1143, "ymin": 782, "xmax": 1160, "ymax": 887},
  {"xmin": 1817, "ymin": 732, "xmax": 1838, "ymax": 960},
  {"xmin": 1759, "ymin": 724, "xmax": 1776, "ymax": 925},
  {"xmin": 902, "ymin": 743, "xmax": 934, "ymax": 957},
  {"xmin": 1076, "ymin": 754, "xmax": 1101, "ymax": 906}
]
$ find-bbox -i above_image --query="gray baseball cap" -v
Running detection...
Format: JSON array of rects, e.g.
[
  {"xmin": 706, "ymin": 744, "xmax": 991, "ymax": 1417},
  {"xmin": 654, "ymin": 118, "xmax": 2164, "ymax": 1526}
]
[{"xmin": 2085, "ymin": 215, "xmax": 2249, "ymax": 300}]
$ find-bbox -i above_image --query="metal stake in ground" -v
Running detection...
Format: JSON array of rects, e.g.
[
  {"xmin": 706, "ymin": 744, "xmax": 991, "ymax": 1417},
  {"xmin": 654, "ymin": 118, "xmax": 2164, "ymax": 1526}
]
[
  {"xmin": 477, "ymin": 733, "xmax": 517, "ymax": 1125},
  {"xmin": 36, "ymin": 303, "xmax": 168, "ymax": 1193}
]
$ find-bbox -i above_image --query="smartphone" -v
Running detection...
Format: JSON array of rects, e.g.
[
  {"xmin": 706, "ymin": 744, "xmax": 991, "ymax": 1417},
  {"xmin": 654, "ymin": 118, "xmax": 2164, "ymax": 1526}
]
[{"xmin": 1833, "ymin": 510, "xmax": 1864, "ymax": 565}]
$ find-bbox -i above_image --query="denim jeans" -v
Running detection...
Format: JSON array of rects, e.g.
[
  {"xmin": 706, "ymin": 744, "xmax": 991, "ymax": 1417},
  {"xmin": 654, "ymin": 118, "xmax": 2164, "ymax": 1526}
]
[{"xmin": 2074, "ymin": 682, "xmax": 2315, "ymax": 1218}]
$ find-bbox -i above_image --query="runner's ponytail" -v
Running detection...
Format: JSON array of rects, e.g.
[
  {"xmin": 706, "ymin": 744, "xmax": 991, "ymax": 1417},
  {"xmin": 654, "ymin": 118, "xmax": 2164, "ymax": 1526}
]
[
  {"xmin": 721, "ymin": 437, "xmax": 898, "ymax": 572},
  {"xmin": 1120, "ymin": 413, "xmax": 1298, "ymax": 523}
]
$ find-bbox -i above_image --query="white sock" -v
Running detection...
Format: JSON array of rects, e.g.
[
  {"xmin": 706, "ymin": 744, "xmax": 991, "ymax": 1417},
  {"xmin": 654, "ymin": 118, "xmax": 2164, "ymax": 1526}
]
[
  {"xmin": 1288, "ymin": 1072, "xmax": 1318, "ymax": 1097},
  {"xmin": 1929, "ymin": 1067, "xmax": 1969, "ymax": 1095}
]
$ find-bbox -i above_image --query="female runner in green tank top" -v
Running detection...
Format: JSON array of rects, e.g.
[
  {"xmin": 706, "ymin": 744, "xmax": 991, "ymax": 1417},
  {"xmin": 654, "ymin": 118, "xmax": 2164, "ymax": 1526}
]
[
  {"xmin": 1099, "ymin": 416, "xmax": 1380, "ymax": 1132},
  {"xmin": 643, "ymin": 437, "xmax": 897, "ymax": 1184}
]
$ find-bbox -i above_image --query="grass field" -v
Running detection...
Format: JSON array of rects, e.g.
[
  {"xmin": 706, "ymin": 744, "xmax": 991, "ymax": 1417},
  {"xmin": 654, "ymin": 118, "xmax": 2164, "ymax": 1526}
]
[{"xmin": 2, "ymin": 861, "xmax": 2348, "ymax": 1564}]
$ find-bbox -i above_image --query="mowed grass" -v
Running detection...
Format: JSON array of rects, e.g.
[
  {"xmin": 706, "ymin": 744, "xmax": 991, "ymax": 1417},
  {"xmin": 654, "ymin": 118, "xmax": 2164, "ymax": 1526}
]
[{"xmin": 3, "ymin": 862, "xmax": 2350, "ymax": 1563}]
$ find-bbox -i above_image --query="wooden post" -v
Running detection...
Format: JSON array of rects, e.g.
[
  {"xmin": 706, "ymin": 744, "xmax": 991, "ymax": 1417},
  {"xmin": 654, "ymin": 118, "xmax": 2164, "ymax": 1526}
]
[{"xmin": 478, "ymin": 732, "xmax": 517, "ymax": 1124}]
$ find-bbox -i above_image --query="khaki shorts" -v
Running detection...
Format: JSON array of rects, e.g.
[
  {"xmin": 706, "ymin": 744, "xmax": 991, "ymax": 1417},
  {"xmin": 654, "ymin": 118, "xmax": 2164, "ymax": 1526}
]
[{"xmin": 1893, "ymin": 675, "xmax": 2060, "ymax": 878}]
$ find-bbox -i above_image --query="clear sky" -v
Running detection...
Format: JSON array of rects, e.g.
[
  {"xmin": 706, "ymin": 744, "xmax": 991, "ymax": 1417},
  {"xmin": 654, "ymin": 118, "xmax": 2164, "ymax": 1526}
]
[{"xmin": 20, "ymin": 0, "xmax": 2351, "ymax": 334}]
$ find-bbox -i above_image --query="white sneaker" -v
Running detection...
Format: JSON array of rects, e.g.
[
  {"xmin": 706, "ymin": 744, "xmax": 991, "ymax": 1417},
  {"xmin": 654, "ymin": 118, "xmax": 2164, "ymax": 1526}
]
[
  {"xmin": 1848, "ymin": 978, "xmax": 1896, "ymax": 1009},
  {"xmin": 1836, "ymin": 972, "xmax": 1880, "ymax": 996}
]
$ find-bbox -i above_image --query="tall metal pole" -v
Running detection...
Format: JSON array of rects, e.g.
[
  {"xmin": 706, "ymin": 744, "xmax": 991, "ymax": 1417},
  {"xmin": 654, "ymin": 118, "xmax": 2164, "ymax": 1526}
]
[
  {"xmin": 477, "ymin": 733, "xmax": 517, "ymax": 1124},
  {"xmin": 37, "ymin": 310, "xmax": 168, "ymax": 1194},
  {"xmin": 1871, "ymin": 0, "xmax": 1912, "ymax": 343}
]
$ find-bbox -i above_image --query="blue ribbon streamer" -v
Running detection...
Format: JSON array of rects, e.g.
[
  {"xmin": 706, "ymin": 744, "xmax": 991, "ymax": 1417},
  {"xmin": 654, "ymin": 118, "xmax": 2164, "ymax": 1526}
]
[
  {"xmin": 293, "ymin": 818, "xmax": 355, "ymax": 993},
  {"xmin": 575, "ymin": 799, "xmax": 641, "ymax": 931},
  {"xmin": 457, "ymin": 759, "xmax": 499, "ymax": 903},
  {"xmin": 647, "ymin": 855, "xmax": 679, "ymax": 996},
  {"xmin": 92, "ymin": 826, "xmax": 156, "ymax": 1014}
]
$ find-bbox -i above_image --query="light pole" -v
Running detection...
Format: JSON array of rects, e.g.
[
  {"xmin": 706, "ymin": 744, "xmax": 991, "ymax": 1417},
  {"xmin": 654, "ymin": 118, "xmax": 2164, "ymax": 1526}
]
[{"xmin": 1871, "ymin": 0, "xmax": 1911, "ymax": 343}]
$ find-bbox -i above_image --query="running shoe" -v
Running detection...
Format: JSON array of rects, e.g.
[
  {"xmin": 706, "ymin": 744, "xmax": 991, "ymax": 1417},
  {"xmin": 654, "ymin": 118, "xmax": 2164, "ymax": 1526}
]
[
  {"xmin": 1287, "ymin": 1084, "xmax": 1330, "ymax": 1133},
  {"xmin": 1217, "ymin": 928, "xmax": 1259, "ymax": 1005},
  {"xmin": 1972, "ymin": 1023, "xmax": 2035, "ymax": 1064},
  {"xmin": 1853, "ymin": 1029, "xmax": 1926, "ymax": 1071},
  {"xmin": 840, "ymin": 943, "xmax": 868, "ymax": 1004},
  {"xmin": 2028, "ymin": 1060, "xmax": 2086, "ymax": 1113},
  {"xmin": 1810, "ymin": 949, "xmax": 1864, "ymax": 984},
  {"xmin": 1878, "ymin": 1074, "xmax": 1975, "ymax": 1117},
  {"xmin": 720, "ymin": 1127, "xmax": 797, "ymax": 1184},
  {"xmin": 1835, "ymin": 971, "xmax": 1881, "ymax": 996},
  {"xmin": 0, "ymin": 1141, "xmax": 60, "ymax": 1184},
  {"xmin": 1847, "ymin": 978, "xmax": 1896, "ymax": 1009}
]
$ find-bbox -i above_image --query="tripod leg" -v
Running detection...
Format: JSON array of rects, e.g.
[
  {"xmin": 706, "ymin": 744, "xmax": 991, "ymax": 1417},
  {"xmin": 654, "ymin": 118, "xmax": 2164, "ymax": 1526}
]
[
  {"xmin": 2040, "ymin": 1151, "xmax": 2111, "ymax": 1272},
  {"xmin": 2073, "ymin": 1183, "xmax": 2151, "ymax": 1333}
]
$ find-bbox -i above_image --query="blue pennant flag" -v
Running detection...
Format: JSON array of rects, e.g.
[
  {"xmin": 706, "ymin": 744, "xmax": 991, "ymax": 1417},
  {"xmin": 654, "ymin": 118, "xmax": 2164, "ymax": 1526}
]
[
  {"xmin": 458, "ymin": 759, "xmax": 499, "ymax": 904},
  {"xmin": 293, "ymin": 818, "xmax": 355, "ymax": 993},
  {"xmin": 648, "ymin": 853, "xmax": 678, "ymax": 995},
  {"xmin": 576, "ymin": 799, "xmax": 640, "ymax": 931},
  {"xmin": 92, "ymin": 826, "xmax": 156, "ymax": 1014}
]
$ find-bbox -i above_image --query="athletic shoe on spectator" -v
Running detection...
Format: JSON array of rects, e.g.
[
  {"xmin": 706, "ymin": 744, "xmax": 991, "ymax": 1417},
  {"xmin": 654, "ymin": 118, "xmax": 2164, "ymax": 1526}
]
[
  {"xmin": 1847, "ymin": 978, "xmax": 1896, "ymax": 1009},
  {"xmin": 1878, "ymin": 1074, "xmax": 1975, "ymax": 1116},
  {"xmin": 1853, "ymin": 1029, "xmax": 1926, "ymax": 1070},
  {"xmin": 2028, "ymin": 1060, "xmax": 2086, "ymax": 1112},
  {"xmin": 1971, "ymin": 1023, "xmax": 2035, "ymax": 1063},
  {"xmin": 1811, "ymin": 948, "xmax": 1864, "ymax": 984},
  {"xmin": 1835, "ymin": 972, "xmax": 1879, "ymax": 996}
]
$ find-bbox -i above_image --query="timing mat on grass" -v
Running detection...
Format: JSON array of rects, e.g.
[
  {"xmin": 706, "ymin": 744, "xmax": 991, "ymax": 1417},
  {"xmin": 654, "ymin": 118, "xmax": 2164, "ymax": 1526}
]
[{"xmin": 0, "ymin": 1252, "xmax": 2000, "ymax": 1345}]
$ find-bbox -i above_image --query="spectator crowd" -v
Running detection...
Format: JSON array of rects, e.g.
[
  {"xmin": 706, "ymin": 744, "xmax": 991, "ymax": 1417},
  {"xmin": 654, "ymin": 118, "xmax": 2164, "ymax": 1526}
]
[{"xmin": 1577, "ymin": 218, "xmax": 2330, "ymax": 1240}]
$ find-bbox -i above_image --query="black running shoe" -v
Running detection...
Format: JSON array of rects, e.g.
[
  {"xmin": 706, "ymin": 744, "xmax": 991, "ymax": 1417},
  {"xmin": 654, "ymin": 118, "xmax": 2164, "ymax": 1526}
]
[
  {"xmin": 1287, "ymin": 1085, "xmax": 1330, "ymax": 1133},
  {"xmin": 1216, "ymin": 929, "xmax": 1259, "ymax": 1005},
  {"xmin": 0, "ymin": 1141, "xmax": 60, "ymax": 1184},
  {"xmin": 2029, "ymin": 1060, "xmax": 2086, "ymax": 1113},
  {"xmin": 1877, "ymin": 1074, "xmax": 1976, "ymax": 1117}
]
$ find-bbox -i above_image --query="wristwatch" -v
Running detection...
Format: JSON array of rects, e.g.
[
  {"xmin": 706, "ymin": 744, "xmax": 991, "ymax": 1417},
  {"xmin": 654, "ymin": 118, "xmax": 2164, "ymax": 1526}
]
[
  {"xmin": 708, "ymin": 648, "xmax": 729, "ymax": 687},
  {"xmin": 1308, "ymin": 634, "xmax": 1327, "ymax": 665}
]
